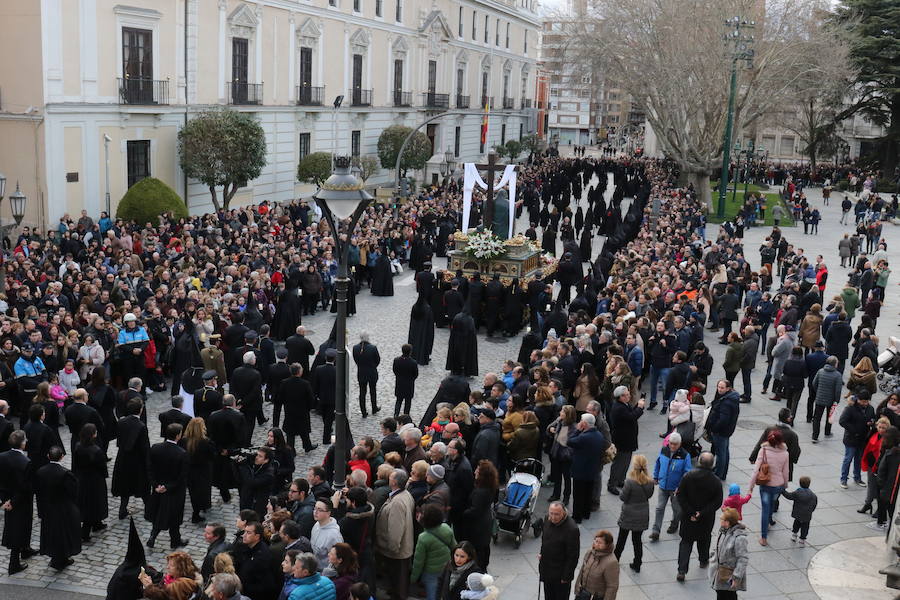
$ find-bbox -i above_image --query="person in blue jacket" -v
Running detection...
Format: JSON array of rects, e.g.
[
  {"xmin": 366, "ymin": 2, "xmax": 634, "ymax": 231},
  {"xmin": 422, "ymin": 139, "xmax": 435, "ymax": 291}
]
[
  {"xmin": 567, "ymin": 413, "xmax": 607, "ymax": 524},
  {"xmin": 650, "ymin": 432, "xmax": 692, "ymax": 540},
  {"xmin": 117, "ymin": 313, "xmax": 150, "ymax": 383}
]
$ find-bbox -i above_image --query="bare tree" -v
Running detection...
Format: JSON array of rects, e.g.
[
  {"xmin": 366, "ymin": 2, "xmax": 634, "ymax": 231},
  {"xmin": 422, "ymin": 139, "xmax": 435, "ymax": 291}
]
[{"xmin": 567, "ymin": 0, "xmax": 844, "ymax": 209}]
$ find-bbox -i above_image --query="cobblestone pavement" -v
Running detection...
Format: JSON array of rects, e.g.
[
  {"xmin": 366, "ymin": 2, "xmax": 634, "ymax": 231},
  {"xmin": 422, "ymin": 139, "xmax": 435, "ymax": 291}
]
[{"xmin": 1, "ymin": 150, "xmax": 897, "ymax": 599}]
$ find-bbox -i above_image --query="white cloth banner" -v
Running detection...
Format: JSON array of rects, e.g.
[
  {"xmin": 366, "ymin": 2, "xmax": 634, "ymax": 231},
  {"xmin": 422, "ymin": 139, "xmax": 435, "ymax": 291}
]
[{"xmin": 461, "ymin": 163, "xmax": 518, "ymax": 238}]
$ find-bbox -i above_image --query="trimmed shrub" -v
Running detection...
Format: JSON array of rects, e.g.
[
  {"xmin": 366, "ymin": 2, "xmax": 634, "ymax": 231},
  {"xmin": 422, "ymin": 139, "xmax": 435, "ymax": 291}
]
[{"xmin": 116, "ymin": 177, "xmax": 188, "ymax": 225}]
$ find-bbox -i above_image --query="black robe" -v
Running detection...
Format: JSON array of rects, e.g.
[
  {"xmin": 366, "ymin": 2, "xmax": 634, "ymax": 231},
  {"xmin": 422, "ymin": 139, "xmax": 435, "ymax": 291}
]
[
  {"xmin": 146, "ymin": 441, "xmax": 187, "ymax": 530},
  {"xmin": 517, "ymin": 330, "xmax": 543, "ymax": 366},
  {"xmin": 106, "ymin": 518, "xmax": 148, "ymax": 600},
  {"xmin": 541, "ymin": 227, "xmax": 557, "ymax": 256},
  {"xmin": 0, "ymin": 448, "xmax": 33, "ymax": 551},
  {"xmin": 370, "ymin": 254, "xmax": 394, "ymax": 297},
  {"xmin": 73, "ymin": 442, "xmax": 108, "ymax": 525},
  {"xmin": 419, "ymin": 375, "xmax": 472, "ymax": 430},
  {"xmin": 35, "ymin": 462, "xmax": 82, "ymax": 561},
  {"xmin": 446, "ymin": 312, "xmax": 478, "ymax": 377},
  {"xmin": 503, "ymin": 285, "xmax": 525, "ymax": 336},
  {"xmin": 408, "ymin": 297, "xmax": 435, "ymax": 366},
  {"xmin": 111, "ymin": 416, "xmax": 150, "ymax": 498},
  {"xmin": 273, "ymin": 283, "xmax": 303, "ymax": 341}
]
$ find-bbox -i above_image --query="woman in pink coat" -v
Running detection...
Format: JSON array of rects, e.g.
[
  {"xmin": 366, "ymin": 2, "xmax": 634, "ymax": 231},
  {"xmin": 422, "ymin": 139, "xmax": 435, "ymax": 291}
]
[{"xmin": 747, "ymin": 429, "xmax": 791, "ymax": 546}]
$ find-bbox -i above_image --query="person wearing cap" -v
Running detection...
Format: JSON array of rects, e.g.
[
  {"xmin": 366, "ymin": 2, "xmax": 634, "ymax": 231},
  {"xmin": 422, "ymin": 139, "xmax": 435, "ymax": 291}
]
[
  {"xmin": 14, "ymin": 343, "xmax": 47, "ymax": 412},
  {"xmin": 313, "ymin": 349, "xmax": 337, "ymax": 446},
  {"xmin": 268, "ymin": 347, "xmax": 292, "ymax": 428},
  {"xmin": 420, "ymin": 464, "xmax": 451, "ymax": 515},
  {"xmin": 116, "ymin": 313, "xmax": 149, "ymax": 384},
  {"xmin": 232, "ymin": 351, "xmax": 263, "ymax": 446},
  {"xmin": 199, "ymin": 333, "xmax": 227, "ymax": 389},
  {"xmin": 194, "ymin": 371, "xmax": 223, "ymax": 422}
]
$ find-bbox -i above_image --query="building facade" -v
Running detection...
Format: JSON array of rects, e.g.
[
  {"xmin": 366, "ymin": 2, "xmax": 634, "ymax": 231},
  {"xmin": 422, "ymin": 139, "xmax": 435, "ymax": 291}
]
[
  {"xmin": 540, "ymin": 18, "xmax": 597, "ymax": 146},
  {"xmin": 0, "ymin": 0, "xmax": 541, "ymax": 229}
]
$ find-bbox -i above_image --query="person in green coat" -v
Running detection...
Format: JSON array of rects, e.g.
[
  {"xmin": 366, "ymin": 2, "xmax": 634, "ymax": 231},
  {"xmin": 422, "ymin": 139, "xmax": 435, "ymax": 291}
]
[
  {"xmin": 722, "ymin": 333, "xmax": 745, "ymax": 386},
  {"xmin": 411, "ymin": 504, "xmax": 456, "ymax": 600},
  {"xmin": 840, "ymin": 283, "xmax": 860, "ymax": 320}
]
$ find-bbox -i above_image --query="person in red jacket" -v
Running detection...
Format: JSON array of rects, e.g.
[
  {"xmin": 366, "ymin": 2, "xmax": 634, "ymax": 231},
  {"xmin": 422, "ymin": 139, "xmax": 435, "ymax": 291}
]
[
  {"xmin": 347, "ymin": 446, "xmax": 372, "ymax": 487},
  {"xmin": 859, "ymin": 416, "xmax": 891, "ymax": 515}
]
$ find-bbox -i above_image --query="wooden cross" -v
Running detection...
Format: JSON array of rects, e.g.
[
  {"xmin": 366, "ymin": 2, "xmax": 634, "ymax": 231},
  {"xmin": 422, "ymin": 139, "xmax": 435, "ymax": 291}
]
[{"xmin": 473, "ymin": 151, "xmax": 510, "ymax": 229}]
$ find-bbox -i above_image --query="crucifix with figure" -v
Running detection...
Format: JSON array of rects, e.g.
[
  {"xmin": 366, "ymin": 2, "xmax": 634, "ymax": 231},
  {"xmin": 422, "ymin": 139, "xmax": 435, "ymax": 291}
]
[{"xmin": 474, "ymin": 151, "xmax": 513, "ymax": 239}]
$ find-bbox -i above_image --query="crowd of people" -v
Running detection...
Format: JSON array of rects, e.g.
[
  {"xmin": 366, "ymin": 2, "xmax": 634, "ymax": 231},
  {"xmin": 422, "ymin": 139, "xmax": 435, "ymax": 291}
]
[{"xmin": 0, "ymin": 147, "xmax": 896, "ymax": 600}]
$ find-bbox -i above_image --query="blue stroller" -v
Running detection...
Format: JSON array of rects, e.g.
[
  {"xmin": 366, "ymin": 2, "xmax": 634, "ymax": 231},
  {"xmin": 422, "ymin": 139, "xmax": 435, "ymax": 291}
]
[{"xmin": 492, "ymin": 458, "xmax": 544, "ymax": 548}]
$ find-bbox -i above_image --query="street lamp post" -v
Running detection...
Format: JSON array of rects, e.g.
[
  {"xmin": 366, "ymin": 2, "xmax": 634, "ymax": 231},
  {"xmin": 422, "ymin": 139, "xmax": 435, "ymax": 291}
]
[
  {"xmin": 313, "ymin": 156, "xmax": 374, "ymax": 489},
  {"xmin": 717, "ymin": 17, "xmax": 755, "ymax": 219},
  {"xmin": 104, "ymin": 134, "xmax": 112, "ymax": 216},
  {"xmin": 0, "ymin": 174, "xmax": 28, "ymax": 294}
]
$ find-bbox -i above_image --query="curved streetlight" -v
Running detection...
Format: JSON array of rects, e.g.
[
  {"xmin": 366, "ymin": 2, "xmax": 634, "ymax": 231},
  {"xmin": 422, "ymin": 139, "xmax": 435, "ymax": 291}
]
[
  {"xmin": 312, "ymin": 156, "xmax": 374, "ymax": 488},
  {"xmin": 0, "ymin": 174, "xmax": 27, "ymax": 293}
]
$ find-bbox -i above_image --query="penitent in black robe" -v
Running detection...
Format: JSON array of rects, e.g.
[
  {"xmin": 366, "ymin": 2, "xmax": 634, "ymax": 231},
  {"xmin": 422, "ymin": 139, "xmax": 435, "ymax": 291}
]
[
  {"xmin": 370, "ymin": 255, "xmax": 394, "ymax": 297},
  {"xmin": 408, "ymin": 297, "xmax": 435, "ymax": 366},
  {"xmin": 445, "ymin": 312, "xmax": 478, "ymax": 377}
]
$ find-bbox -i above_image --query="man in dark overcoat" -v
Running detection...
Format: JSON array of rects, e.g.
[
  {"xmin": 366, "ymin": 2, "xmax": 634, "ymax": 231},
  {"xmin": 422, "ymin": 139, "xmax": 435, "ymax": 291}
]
[
  {"xmin": 35, "ymin": 445, "xmax": 82, "ymax": 569},
  {"xmin": 147, "ymin": 423, "xmax": 188, "ymax": 549},
  {"xmin": 111, "ymin": 398, "xmax": 150, "ymax": 520},
  {"xmin": 0, "ymin": 430, "xmax": 37, "ymax": 573}
]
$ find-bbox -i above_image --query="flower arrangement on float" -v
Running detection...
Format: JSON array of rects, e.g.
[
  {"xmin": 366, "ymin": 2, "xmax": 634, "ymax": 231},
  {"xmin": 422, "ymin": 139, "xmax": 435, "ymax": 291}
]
[{"xmin": 464, "ymin": 231, "xmax": 508, "ymax": 260}]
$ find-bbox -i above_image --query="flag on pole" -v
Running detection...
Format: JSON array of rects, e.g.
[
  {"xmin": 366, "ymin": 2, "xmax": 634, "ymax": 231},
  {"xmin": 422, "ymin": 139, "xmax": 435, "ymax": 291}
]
[{"xmin": 481, "ymin": 98, "xmax": 490, "ymax": 146}]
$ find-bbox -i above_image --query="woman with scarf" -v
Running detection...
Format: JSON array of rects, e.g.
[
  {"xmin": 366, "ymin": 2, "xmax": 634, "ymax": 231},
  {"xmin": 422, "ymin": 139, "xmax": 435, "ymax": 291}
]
[
  {"xmin": 573, "ymin": 529, "xmax": 619, "ymax": 600},
  {"xmin": 438, "ymin": 541, "xmax": 480, "ymax": 600}
]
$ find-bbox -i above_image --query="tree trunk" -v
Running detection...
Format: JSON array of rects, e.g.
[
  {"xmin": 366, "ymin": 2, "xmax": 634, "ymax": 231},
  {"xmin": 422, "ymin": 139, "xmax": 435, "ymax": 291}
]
[
  {"xmin": 208, "ymin": 186, "xmax": 221, "ymax": 212},
  {"xmin": 884, "ymin": 93, "xmax": 900, "ymax": 187},
  {"xmin": 686, "ymin": 171, "xmax": 712, "ymax": 213},
  {"xmin": 222, "ymin": 182, "xmax": 237, "ymax": 210}
]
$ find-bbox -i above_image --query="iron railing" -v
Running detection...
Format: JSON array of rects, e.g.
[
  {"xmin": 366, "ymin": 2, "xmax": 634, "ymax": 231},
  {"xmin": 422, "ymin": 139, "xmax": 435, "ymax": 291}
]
[
  {"xmin": 393, "ymin": 90, "xmax": 412, "ymax": 107},
  {"xmin": 228, "ymin": 81, "xmax": 262, "ymax": 105},
  {"xmin": 118, "ymin": 77, "xmax": 169, "ymax": 105},
  {"xmin": 351, "ymin": 88, "xmax": 372, "ymax": 106},
  {"xmin": 296, "ymin": 85, "xmax": 324, "ymax": 106},
  {"xmin": 423, "ymin": 92, "xmax": 450, "ymax": 109}
]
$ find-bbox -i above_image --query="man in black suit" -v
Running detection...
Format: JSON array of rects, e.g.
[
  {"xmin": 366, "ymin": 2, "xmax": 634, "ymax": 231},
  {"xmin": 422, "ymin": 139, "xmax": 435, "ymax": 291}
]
[
  {"xmin": 278, "ymin": 363, "xmax": 316, "ymax": 452},
  {"xmin": 0, "ymin": 430, "xmax": 37, "ymax": 574},
  {"xmin": 285, "ymin": 326, "xmax": 315, "ymax": 380},
  {"xmin": 231, "ymin": 352, "xmax": 263, "ymax": 446},
  {"xmin": 267, "ymin": 348, "xmax": 292, "ymax": 428},
  {"xmin": 258, "ymin": 324, "xmax": 276, "ymax": 382},
  {"xmin": 0, "ymin": 400, "xmax": 15, "ymax": 453},
  {"xmin": 147, "ymin": 423, "xmax": 188, "ymax": 549},
  {"xmin": 392, "ymin": 344, "xmax": 419, "ymax": 416},
  {"xmin": 34, "ymin": 445, "xmax": 81, "ymax": 570},
  {"xmin": 312, "ymin": 349, "xmax": 337, "ymax": 445},
  {"xmin": 158, "ymin": 395, "xmax": 192, "ymax": 439},
  {"xmin": 111, "ymin": 398, "xmax": 151, "ymax": 519},
  {"xmin": 194, "ymin": 371, "xmax": 223, "ymax": 422},
  {"xmin": 352, "ymin": 332, "xmax": 381, "ymax": 417},
  {"xmin": 443, "ymin": 280, "xmax": 465, "ymax": 324},
  {"xmin": 223, "ymin": 312, "xmax": 249, "ymax": 376},
  {"xmin": 117, "ymin": 377, "xmax": 147, "ymax": 424},
  {"xmin": 207, "ymin": 395, "xmax": 245, "ymax": 503},
  {"xmin": 23, "ymin": 404, "xmax": 56, "ymax": 471},
  {"xmin": 63, "ymin": 388, "xmax": 104, "ymax": 455}
]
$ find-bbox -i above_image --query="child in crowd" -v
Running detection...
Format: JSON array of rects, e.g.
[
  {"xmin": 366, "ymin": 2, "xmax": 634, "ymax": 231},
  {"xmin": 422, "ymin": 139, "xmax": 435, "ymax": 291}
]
[
  {"xmin": 48, "ymin": 372, "xmax": 69, "ymax": 409},
  {"xmin": 349, "ymin": 581, "xmax": 374, "ymax": 600},
  {"xmin": 722, "ymin": 483, "xmax": 753, "ymax": 519},
  {"xmin": 461, "ymin": 573, "xmax": 499, "ymax": 600},
  {"xmin": 781, "ymin": 475, "xmax": 818, "ymax": 545}
]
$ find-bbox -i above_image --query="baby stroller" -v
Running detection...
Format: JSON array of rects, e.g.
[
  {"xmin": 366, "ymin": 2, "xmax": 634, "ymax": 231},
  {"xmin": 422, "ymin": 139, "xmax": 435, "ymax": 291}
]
[
  {"xmin": 493, "ymin": 458, "xmax": 544, "ymax": 548},
  {"xmin": 877, "ymin": 336, "xmax": 900, "ymax": 395}
]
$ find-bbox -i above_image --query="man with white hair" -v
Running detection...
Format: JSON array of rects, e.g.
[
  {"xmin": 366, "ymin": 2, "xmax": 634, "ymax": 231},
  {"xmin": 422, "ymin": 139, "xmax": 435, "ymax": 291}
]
[
  {"xmin": 352, "ymin": 331, "xmax": 381, "ymax": 417},
  {"xmin": 231, "ymin": 351, "xmax": 263, "ymax": 445},
  {"xmin": 607, "ymin": 385, "xmax": 645, "ymax": 495},
  {"xmin": 649, "ymin": 431, "xmax": 692, "ymax": 541},
  {"xmin": 566, "ymin": 412, "xmax": 607, "ymax": 523}
]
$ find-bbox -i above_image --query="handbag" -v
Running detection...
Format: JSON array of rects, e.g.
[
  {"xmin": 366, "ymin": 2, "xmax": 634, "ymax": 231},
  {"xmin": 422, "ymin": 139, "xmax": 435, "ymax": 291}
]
[
  {"xmin": 550, "ymin": 439, "xmax": 573, "ymax": 462},
  {"xmin": 601, "ymin": 443, "xmax": 616, "ymax": 465},
  {"xmin": 716, "ymin": 565, "xmax": 735, "ymax": 584},
  {"xmin": 574, "ymin": 591, "xmax": 594, "ymax": 600},
  {"xmin": 828, "ymin": 403, "xmax": 837, "ymax": 425},
  {"xmin": 756, "ymin": 447, "xmax": 771, "ymax": 485}
]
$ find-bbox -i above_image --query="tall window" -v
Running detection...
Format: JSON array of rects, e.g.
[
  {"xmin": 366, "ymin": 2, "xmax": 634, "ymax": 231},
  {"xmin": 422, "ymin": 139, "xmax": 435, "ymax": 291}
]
[
  {"xmin": 375, "ymin": 0, "xmax": 382, "ymax": 16},
  {"xmin": 352, "ymin": 53, "xmax": 364, "ymax": 104},
  {"xmin": 122, "ymin": 27, "xmax": 153, "ymax": 103},
  {"xmin": 126, "ymin": 140, "xmax": 151, "ymax": 188},
  {"xmin": 495, "ymin": 20, "xmax": 500, "ymax": 45},
  {"xmin": 232, "ymin": 37, "xmax": 249, "ymax": 82},
  {"xmin": 454, "ymin": 126, "xmax": 461, "ymax": 157},
  {"xmin": 428, "ymin": 60, "xmax": 437, "ymax": 94},
  {"xmin": 456, "ymin": 68, "xmax": 465, "ymax": 96},
  {"xmin": 501, "ymin": 124, "xmax": 506, "ymax": 144},
  {"xmin": 299, "ymin": 47, "xmax": 313, "ymax": 87},
  {"xmin": 472, "ymin": 11, "xmax": 477, "ymax": 40},
  {"xmin": 458, "ymin": 6, "xmax": 463, "ymax": 37},
  {"xmin": 395, "ymin": 0, "xmax": 402, "ymax": 23},
  {"xmin": 351, "ymin": 130, "xmax": 361, "ymax": 157},
  {"xmin": 519, "ymin": 123, "xmax": 523, "ymax": 141},
  {"xmin": 506, "ymin": 23, "xmax": 510, "ymax": 48},
  {"xmin": 299, "ymin": 133, "xmax": 311, "ymax": 161},
  {"xmin": 481, "ymin": 71, "xmax": 489, "ymax": 104},
  {"xmin": 484, "ymin": 15, "xmax": 488, "ymax": 43},
  {"xmin": 524, "ymin": 30, "xmax": 528, "ymax": 54},
  {"xmin": 353, "ymin": 0, "xmax": 360, "ymax": 12}
]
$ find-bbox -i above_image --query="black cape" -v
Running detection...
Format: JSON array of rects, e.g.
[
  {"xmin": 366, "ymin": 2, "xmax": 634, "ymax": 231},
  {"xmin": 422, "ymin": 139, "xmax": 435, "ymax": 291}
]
[
  {"xmin": 408, "ymin": 297, "xmax": 435, "ymax": 366},
  {"xmin": 419, "ymin": 375, "xmax": 472, "ymax": 430},
  {"xmin": 445, "ymin": 312, "xmax": 478, "ymax": 376},
  {"xmin": 106, "ymin": 518, "xmax": 148, "ymax": 600},
  {"xmin": 273, "ymin": 283, "xmax": 303, "ymax": 341},
  {"xmin": 370, "ymin": 255, "xmax": 394, "ymax": 297}
]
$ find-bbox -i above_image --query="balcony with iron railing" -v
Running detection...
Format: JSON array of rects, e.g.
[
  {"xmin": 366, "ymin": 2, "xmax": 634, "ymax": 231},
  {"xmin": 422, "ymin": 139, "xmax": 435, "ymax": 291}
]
[
  {"xmin": 423, "ymin": 92, "xmax": 450, "ymax": 109},
  {"xmin": 502, "ymin": 96, "xmax": 515, "ymax": 109},
  {"xmin": 456, "ymin": 94, "xmax": 470, "ymax": 109},
  {"xmin": 228, "ymin": 81, "xmax": 262, "ymax": 105},
  {"xmin": 480, "ymin": 95, "xmax": 494, "ymax": 109},
  {"xmin": 393, "ymin": 90, "xmax": 412, "ymax": 107},
  {"xmin": 296, "ymin": 85, "xmax": 324, "ymax": 106},
  {"xmin": 521, "ymin": 99, "xmax": 532, "ymax": 109},
  {"xmin": 117, "ymin": 77, "xmax": 169, "ymax": 105},
  {"xmin": 351, "ymin": 88, "xmax": 372, "ymax": 106}
]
